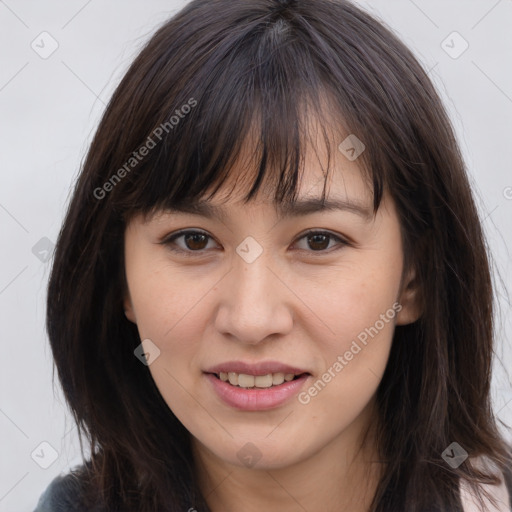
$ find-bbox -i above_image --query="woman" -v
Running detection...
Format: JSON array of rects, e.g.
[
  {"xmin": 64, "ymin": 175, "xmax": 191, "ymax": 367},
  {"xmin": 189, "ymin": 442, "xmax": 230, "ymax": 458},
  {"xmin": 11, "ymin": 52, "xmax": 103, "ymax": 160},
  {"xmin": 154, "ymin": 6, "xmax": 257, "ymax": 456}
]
[{"xmin": 36, "ymin": 0, "xmax": 512, "ymax": 510}]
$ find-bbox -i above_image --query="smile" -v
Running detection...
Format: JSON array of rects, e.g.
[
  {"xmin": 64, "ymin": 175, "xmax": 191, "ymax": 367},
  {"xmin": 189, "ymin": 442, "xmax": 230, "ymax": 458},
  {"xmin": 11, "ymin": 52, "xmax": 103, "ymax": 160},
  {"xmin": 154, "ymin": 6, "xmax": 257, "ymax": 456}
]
[
  {"xmin": 215, "ymin": 371, "xmax": 303, "ymax": 388},
  {"xmin": 204, "ymin": 362, "xmax": 311, "ymax": 410}
]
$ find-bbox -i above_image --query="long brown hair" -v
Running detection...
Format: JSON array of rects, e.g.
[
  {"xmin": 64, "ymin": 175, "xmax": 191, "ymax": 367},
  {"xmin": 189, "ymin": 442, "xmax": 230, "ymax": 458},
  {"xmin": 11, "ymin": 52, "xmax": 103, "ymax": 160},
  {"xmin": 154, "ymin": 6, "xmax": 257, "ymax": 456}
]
[{"xmin": 46, "ymin": 0, "xmax": 511, "ymax": 510}]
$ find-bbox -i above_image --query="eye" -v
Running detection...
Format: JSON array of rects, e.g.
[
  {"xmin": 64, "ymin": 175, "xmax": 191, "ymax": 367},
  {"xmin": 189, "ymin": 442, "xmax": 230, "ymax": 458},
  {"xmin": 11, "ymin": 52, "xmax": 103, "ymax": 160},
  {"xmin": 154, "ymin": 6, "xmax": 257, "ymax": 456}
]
[
  {"xmin": 160, "ymin": 229, "xmax": 349, "ymax": 256},
  {"xmin": 159, "ymin": 230, "xmax": 219, "ymax": 256},
  {"xmin": 293, "ymin": 230, "xmax": 349, "ymax": 253}
]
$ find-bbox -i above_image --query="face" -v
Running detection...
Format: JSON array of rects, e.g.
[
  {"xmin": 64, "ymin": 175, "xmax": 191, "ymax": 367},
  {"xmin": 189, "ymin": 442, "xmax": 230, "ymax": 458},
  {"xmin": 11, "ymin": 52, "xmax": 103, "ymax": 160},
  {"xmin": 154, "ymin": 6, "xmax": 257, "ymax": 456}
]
[{"xmin": 123, "ymin": 133, "xmax": 421, "ymax": 472}]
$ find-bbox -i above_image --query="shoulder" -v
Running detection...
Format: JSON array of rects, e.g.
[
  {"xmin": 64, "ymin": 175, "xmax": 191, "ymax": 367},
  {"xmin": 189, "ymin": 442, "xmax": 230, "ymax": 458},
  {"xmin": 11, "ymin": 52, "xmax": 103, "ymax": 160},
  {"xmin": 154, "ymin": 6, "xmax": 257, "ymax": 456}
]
[
  {"xmin": 33, "ymin": 466, "xmax": 101, "ymax": 512},
  {"xmin": 459, "ymin": 457, "xmax": 512, "ymax": 512}
]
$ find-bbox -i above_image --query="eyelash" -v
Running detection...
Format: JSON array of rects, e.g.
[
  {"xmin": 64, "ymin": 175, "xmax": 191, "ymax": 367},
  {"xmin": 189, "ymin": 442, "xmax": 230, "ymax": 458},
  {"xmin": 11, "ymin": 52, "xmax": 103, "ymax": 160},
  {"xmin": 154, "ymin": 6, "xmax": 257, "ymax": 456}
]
[{"xmin": 159, "ymin": 229, "xmax": 350, "ymax": 257}]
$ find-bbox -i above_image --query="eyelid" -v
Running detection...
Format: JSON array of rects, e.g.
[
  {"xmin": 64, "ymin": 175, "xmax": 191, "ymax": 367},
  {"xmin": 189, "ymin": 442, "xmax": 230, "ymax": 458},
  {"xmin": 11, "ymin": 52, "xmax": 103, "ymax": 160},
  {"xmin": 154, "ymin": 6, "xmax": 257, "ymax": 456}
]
[
  {"xmin": 158, "ymin": 228, "xmax": 351, "ymax": 256},
  {"xmin": 158, "ymin": 229, "xmax": 220, "ymax": 253},
  {"xmin": 292, "ymin": 229, "xmax": 351, "ymax": 251}
]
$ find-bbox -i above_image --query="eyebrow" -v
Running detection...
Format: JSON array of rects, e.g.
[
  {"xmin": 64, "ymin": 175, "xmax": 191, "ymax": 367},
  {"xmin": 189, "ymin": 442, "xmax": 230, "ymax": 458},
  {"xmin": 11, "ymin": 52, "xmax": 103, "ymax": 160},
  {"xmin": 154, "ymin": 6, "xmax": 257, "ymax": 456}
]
[{"xmin": 160, "ymin": 197, "xmax": 373, "ymax": 221}]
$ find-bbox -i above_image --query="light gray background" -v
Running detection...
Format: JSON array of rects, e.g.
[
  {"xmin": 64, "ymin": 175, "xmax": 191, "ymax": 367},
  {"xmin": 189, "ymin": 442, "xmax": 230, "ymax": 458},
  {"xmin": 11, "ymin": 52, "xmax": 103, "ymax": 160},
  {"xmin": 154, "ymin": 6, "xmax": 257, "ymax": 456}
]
[{"xmin": 1, "ymin": 1, "xmax": 511, "ymax": 510}]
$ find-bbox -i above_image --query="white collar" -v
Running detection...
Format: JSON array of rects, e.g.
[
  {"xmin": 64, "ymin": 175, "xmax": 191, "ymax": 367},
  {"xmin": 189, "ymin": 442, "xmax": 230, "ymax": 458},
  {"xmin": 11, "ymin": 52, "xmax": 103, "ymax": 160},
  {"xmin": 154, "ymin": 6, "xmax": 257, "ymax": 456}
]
[{"xmin": 460, "ymin": 457, "xmax": 510, "ymax": 512}]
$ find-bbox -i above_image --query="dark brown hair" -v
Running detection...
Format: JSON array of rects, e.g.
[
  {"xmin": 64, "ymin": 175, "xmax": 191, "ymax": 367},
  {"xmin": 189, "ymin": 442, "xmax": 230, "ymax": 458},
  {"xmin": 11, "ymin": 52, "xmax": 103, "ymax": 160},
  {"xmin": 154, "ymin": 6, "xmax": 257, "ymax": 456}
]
[{"xmin": 46, "ymin": 0, "xmax": 511, "ymax": 510}]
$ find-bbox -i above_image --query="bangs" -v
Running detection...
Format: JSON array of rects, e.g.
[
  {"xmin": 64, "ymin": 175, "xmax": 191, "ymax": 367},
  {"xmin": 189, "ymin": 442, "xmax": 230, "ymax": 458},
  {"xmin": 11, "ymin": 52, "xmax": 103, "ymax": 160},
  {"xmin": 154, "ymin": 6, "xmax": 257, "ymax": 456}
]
[{"xmin": 102, "ymin": 4, "xmax": 386, "ymax": 224}]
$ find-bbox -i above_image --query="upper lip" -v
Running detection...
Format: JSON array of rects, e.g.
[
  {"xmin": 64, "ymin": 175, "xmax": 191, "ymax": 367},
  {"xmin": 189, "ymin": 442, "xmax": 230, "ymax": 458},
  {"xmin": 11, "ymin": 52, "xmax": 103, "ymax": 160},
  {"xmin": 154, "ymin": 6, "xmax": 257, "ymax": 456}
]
[{"xmin": 204, "ymin": 361, "xmax": 311, "ymax": 376}]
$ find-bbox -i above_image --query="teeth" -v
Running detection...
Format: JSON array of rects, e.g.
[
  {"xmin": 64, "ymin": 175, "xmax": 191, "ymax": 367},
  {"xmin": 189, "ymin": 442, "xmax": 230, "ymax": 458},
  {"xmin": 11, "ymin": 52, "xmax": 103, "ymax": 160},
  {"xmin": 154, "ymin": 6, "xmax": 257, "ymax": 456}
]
[
  {"xmin": 254, "ymin": 374, "xmax": 273, "ymax": 388},
  {"xmin": 272, "ymin": 372, "xmax": 285, "ymax": 385},
  {"xmin": 217, "ymin": 371, "xmax": 302, "ymax": 388},
  {"xmin": 238, "ymin": 374, "xmax": 255, "ymax": 388}
]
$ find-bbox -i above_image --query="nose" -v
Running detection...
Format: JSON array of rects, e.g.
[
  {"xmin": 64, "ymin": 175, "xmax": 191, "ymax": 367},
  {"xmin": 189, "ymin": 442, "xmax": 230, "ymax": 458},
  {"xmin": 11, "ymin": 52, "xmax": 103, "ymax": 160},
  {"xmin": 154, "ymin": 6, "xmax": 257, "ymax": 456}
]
[{"xmin": 214, "ymin": 250, "xmax": 294, "ymax": 345}]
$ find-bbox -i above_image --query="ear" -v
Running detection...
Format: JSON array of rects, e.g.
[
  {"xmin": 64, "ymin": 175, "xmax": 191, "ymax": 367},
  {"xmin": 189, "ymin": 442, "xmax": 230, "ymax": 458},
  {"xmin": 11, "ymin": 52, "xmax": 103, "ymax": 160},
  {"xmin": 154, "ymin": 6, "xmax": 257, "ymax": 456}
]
[
  {"xmin": 395, "ymin": 267, "xmax": 422, "ymax": 326},
  {"xmin": 123, "ymin": 293, "xmax": 137, "ymax": 324}
]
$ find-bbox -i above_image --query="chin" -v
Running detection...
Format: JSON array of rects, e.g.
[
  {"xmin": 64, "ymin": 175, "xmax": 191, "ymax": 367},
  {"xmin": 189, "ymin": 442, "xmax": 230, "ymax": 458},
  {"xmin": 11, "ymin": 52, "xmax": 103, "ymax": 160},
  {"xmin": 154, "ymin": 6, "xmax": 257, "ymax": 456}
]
[{"xmin": 207, "ymin": 434, "xmax": 315, "ymax": 471}]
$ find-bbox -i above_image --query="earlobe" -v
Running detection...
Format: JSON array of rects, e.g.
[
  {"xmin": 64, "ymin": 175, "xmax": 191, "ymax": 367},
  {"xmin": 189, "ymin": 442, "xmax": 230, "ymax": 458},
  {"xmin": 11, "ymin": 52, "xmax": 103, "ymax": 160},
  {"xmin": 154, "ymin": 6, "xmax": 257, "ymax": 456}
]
[
  {"xmin": 123, "ymin": 296, "xmax": 137, "ymax": 323},
  {"xmin": 396, "ymin": 268, "xmax": 422, "ymax": 326}
]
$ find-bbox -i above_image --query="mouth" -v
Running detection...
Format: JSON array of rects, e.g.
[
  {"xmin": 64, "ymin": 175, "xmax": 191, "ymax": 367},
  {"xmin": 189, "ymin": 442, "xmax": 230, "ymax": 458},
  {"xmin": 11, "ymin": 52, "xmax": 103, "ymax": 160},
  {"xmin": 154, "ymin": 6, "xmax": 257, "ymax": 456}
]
[
  {"xmin": 210, "ymin": 371, "xmax": 308, "ymax": 388},
  {"xmin": 203, "ymin": 362, "xmax": 312, "ymax": 410}
]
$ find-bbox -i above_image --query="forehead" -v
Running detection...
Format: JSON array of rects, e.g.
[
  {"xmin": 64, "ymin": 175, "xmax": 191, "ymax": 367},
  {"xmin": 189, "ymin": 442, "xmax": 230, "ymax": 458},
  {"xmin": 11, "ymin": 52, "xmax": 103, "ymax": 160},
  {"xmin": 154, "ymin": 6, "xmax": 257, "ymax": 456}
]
[
  {"xmin": 142, "ymin": 144, "xmax": 375, "ymax": 228},
  {"xmin": 138, "ymin": 108, "xmax": 377, "ymax": 226},
  {"xmin": 210, "ymin": 108, "xmax": 372, "ymax": 198},
  {"xmin": 210, "ymin": 133, "xmax": 372, "ymax": 209}
]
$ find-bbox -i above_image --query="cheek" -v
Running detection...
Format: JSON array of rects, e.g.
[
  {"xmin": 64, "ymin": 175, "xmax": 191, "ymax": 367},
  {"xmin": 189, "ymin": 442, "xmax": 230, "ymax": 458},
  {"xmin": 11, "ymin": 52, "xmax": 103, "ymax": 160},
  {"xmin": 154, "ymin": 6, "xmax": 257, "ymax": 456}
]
[
  {"xmin": 291, "ymin": 250, "xmax": 402, "ymax": 408},
  {"xmin": 127, "ymin": 261, "xmax": 218, "ymax": 345},
  {"xmin": 126, "ymin": 267, "xmax": 216, "ymax": 434},
  {"xmin": 126, "ymin": 263, "xmax": 215, "ymax": 419},
  {"xmin": 297, "ymin": 285, "xmax": 398, "ymax": 434},
  {"xmin": 292, "ymin": 256, "xmax": 402, "ymax": 351}
]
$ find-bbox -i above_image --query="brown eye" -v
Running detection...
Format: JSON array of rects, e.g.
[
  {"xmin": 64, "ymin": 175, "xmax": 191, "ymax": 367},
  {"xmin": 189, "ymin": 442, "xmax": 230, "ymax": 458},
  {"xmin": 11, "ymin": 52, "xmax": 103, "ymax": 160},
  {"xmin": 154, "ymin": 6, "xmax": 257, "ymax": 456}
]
[
  {"xmin": 294, "ymin": 230, "xmax": 348, "ymax": 253},
  {"xmin": 160, "ymin": 230, "xmax": 219, "ymax": 256},
  {"xmin": 183, "ymin": 233, "xmax": 209, "ymax": 250},
  {"xmin": 160, "ymin": 229, "xmax": 348, "ymax": 257},
  {"xmin": 307, "ymin": 233, "xmax": 330, "ymax": 251}
]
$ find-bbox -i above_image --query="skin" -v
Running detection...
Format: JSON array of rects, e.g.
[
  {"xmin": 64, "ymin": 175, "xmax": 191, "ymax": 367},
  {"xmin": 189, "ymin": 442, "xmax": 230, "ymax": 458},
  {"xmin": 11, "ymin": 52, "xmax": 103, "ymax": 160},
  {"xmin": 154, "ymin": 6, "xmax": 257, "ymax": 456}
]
[{"xmin": 123, "ymin": 130, "xmax": 422, "ymax": 512}]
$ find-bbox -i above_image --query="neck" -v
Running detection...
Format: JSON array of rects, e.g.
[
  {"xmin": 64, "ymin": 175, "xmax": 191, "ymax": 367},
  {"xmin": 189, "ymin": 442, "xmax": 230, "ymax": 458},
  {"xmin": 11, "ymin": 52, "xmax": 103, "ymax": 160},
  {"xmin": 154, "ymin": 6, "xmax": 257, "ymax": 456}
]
[{"xmin": 192, "ymin": 403, "xmax": 383, "ymax": 512}]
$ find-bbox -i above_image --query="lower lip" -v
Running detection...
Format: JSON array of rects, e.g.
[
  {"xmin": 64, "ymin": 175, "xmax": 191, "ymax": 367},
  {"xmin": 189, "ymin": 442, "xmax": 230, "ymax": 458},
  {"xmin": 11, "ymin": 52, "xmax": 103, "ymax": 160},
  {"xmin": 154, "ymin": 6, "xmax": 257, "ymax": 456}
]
[{"xmin": 205, "ymin": 373, "xmax": 310, "ymax": 411}]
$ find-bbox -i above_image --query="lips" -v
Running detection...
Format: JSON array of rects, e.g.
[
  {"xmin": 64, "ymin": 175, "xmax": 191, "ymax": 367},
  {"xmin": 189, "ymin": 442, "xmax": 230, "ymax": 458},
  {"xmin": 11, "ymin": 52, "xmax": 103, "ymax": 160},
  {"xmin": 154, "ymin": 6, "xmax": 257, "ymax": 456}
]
[
  {"xmin": 218, "ymin": 371, "xmax": 299, "ymax": 388},
  {"xmin": 204, "ymin": 361, "xmax": 310, "ymax": 387},
  {"xmin": 204, "ymin": 361, "xmax": 311, "ymax": 410},
  {"xmin": 205, "ymin": 361, "xmax": 310, "ymax": 376}
]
